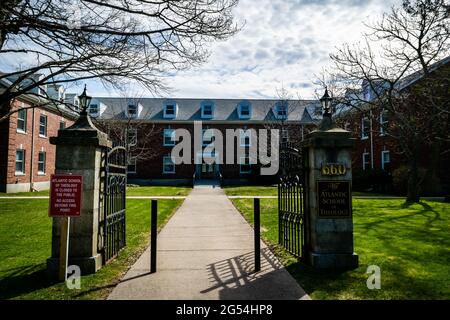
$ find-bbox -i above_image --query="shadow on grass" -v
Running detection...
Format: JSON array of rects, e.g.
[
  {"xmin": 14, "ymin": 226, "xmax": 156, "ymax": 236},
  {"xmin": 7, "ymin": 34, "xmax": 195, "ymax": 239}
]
[{"xmin": 0, "ymin": 264, "xmax": 57, "ymax": 299}]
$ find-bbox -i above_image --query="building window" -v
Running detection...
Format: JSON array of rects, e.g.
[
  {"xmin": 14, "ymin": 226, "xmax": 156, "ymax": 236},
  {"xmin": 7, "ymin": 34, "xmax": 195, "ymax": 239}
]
[
  {"xmin": 17, "ymin": 108, "xmax": 27, "ymax": 133},
  {"xmin": 202, "ymin": 129, "xmax": 214, "ymax": 146},
  {"xmin": 163, "ymin": 156, "xmax": 175, "ymax": 174},
  {"xmin": 38, "ymin": 151, "xmax": 46, "ymax": 175},
  {"xmin": 15, "ymin": 149, "xmax": 25, "ymax": 174},
  {"xmin": 380, "ymin": 110, "xmax": 389, "ymax": 136},
  {"xmin": 361, "ymin": 116, "xmax": 370, "ymax": 140},
  {"xmin": 238, "ymin": 101, "xmax": 251, "ymax": 119},
  {"xmin": 281, "ymin": 129, "xmax": 289, "ymax": 143},
  {"xmin": 362, "ymin": 152, "xmax": 370, "ymax": 171},
  {"xmin": 240, "ymin": 129, "xmax": 251, "ymax": 147},
  {"xmin": 381, "ymin": 150, "xmax": 390, "ymax": 170},
  {"xmin": 163, "ymin": 101, "xmax": 177, "ymax": 119},
  {"xmin": 201, "ymin": 101, "xmax": 214, "ymax": 119},
  {"xmin": 60, "ymin": 120, "xmax": 66, "ymax": 130},
  {"xmin": 127, "ymin": 158, "xmax": 137, "ymax": 174},
  {"xmin": 163, "ymin": 129, "xmax": 175, "ymax": 146},
  {"xmin": 39, "ymin": 114, "xmax": 47, "ymax": 137},
  {"xmin": 128, "ymin": 104, "xmax": 137, "ymax": 118},
  {"xmin": 89, "ymin": 104, "xmax": 99, "ymax": 116},
  {"xmin": 274, "ymin": 101, "xmax": 288, "ymax": 120},
  {"xmin": 128, "ymin": 128, "xmax": 137, "ymax": 147},
  {"xmin": 240, "ymin": 156, "xmax": 252, "ymax": 174}
]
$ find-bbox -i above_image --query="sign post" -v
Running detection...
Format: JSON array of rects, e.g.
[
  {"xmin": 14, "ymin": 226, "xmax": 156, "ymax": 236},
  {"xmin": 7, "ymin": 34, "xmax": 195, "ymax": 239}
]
[{"xmin": 49, "ymin": 174, "xmax": 83, "ymax": 281}]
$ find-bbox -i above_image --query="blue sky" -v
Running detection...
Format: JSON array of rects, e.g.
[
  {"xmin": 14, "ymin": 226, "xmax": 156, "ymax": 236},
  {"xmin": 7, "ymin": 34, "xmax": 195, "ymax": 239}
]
[{"xmin": 3, "ymin": 0, "xmax": 400, "ymax": 99}]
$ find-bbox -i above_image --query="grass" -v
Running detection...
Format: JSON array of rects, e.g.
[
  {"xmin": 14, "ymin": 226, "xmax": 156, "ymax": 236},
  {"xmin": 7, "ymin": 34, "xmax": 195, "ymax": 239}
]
[
  {"xmin": 223, "ymin": 185, "xmax": 278, "ymax": 196},
  {"xmin": 0, "ymin": 198, "xmax": 183, "ymax": 300},
  {"xmin": 0, "ymin": 185, "xmax": 192, "ymax": 197},
  {"xmin": 230, "ymin": 198, "xmax": 450, "ymax": 300}
]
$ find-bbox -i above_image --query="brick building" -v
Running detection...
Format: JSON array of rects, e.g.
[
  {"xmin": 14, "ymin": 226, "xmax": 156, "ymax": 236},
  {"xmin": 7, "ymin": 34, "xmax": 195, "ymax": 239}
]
[
  {"xmin": 0, "ymin": 80, "xmax": 77, "ymax": 192},
  {"xmin": 92, "ymin": 98, "xmax": 321, "ymax": 185},
  {"xmin": 336, "ymin": 55, "xmax": 450, "ymax": 194}
]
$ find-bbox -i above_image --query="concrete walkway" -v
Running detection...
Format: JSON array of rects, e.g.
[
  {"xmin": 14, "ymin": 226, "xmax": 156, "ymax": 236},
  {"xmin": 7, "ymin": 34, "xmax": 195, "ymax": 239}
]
[{"xmin": 108, "ymin": 182, "xmax": 309, "ymax": 300}]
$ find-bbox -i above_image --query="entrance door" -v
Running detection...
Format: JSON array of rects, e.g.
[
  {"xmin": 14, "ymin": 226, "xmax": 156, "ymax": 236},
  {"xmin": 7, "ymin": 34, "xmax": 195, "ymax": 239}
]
[{"xmin": 201, "ymin": 163, "xmax": 216, "ymax": 179}]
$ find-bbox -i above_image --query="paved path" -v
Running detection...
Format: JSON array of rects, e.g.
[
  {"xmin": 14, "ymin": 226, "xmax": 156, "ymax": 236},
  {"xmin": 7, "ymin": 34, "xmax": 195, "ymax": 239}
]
[{"xmin": 108, "ymin": 182, "xmax": 309, "ymax": 300}]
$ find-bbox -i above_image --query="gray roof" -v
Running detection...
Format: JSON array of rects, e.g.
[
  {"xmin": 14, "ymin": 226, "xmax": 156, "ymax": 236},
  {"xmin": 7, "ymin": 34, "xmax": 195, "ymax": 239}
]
[{"xmin": 93, "ymin": 97, "xmax": 321, "ymax": 124}]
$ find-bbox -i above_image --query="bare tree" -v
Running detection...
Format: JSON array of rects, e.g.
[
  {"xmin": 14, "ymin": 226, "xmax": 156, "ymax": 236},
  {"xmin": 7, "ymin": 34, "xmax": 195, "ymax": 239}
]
[
  {"xmin": 92, "ymin": 94, "xmax": 161, "ymax": 165},
  {"xmin": 0, "ymin": 0, "xmax": 240, "ymax": 120},
  {"xmin": 329, "ymin": 0, "xmax": 450, "ymax": 202}
]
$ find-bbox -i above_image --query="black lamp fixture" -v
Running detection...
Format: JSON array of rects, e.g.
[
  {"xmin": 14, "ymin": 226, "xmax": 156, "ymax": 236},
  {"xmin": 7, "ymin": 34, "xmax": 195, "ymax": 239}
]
[
  {"xmin": 318, "ymin": 87, "xmax": 334, "ymax": 131},
  {"xmin": 320, "ymin": 86, "xmax": 333, "ymax": 117},
  {"xmin": 78, "ymin": 84, "xmax": 92, "ymax": 114}
]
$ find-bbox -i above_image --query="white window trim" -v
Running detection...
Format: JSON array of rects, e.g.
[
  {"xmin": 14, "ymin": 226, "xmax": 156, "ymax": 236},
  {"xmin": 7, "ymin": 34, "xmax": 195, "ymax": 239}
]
[
  {"xmin": 201, "ymin": 102, "xmax": 214, "ymax": 119},
  {"xmin": 163, "ymin": 129, "xmax": 176, "ymax": 146},
  {"xmin": 238, "ymin": 102, "xmax": 252, "ymax": 119},
  {"xmin": 37, "ymin": 151, "xmax": 46, "ymax": 175},
  {"xmin": 239, "ymin": 156, "xmax": 252, "ymax": 174},
  {"xmin": 127, "ymin": 158, "xmax": 137, "ymax": 174},
  {"xmin": 15, "ymin": 149, "xmax": 25, "ymax": 175},
  {"xmin": 128, "ymin": 128, "xmax": 137, "ymax": 147},
  {"xmin": 361, "ymin": 117, "xmax": 369, "ymax": 140},
  {"xmin": 163, "ymin": 102, "xmax": 177, "ymax": 119},
  {"xmin": 380, "ymin": 111, "xmax": 388, "ymax": 136},
  {"xmin": 127, "ymin": 104, "xmax": 138, "ymax": 118},
  {"xmin": 163, "ymin": 156, "xmax": 175, "ymax": 174},
  {"xmin": 17, "ymin": 107, "xmax": 27, "ymax": 133},
  {"xmin": 362, "ymin": 152, "xmax": 370, "ymax": 171},
  {"xmin": 274, "ymin": 102, "xmax": 288, "ymax": 120},
  {"xmin": 89, "ymin": 104, "xmax": 99, "ymax": 117},
  {"xmin": 381, "ymin": 150, "xmax": 390, "ymax": 170},
  {"xmin": 39, "ymin": 115, "xmax": 47, "ymax": 137}
]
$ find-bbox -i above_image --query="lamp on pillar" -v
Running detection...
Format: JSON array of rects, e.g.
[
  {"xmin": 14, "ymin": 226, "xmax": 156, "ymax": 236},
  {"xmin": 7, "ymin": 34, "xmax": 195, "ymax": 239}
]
[
  {"xmin": 78, "ymin": 85, "xmax": 92, "ymax": 115},
  {"xmin": 319, "ymin": 87, "xmax": 334, "ymax": 131},
  {"xmin": 65, "ymin": 85, "xmax": 98, "ymax": 130}
]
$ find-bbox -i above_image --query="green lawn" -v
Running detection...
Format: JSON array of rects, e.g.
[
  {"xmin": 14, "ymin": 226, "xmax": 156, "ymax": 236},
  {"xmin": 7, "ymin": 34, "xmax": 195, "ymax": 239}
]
[
  {"xmin": 223, "ymin": 185, "xmax": 278, "ymax": 196},
  {"xmin": 0, "ymin": 198, "xmax": 183, "ymax": 300},
  {"xmin": 231, "ymin": 198, "xmax": 450, "ymax": 300},
  {"xmin": 0, "ymin": 185, "xmax": 192, "ymax": 197}
]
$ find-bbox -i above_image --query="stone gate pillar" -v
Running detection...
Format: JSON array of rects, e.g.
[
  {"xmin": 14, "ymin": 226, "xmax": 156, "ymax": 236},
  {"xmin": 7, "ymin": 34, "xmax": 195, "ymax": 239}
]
[
  {"xmin": 301, "ymin": 125, "xmax": 359, "ymax": 270},
  {"xmin": 47, "ymin": 112, "xmax": 111, "ymax": 276}
]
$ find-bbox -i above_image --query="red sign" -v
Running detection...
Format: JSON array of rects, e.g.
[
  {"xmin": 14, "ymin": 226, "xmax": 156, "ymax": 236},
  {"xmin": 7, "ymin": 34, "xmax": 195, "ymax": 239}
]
[{"xmin": 49, "ymin": 174, "xmax": 83, "ymax": 217}]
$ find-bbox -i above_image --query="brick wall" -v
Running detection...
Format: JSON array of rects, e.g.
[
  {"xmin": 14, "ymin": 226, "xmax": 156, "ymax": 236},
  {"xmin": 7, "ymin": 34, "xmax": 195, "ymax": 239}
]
[{"xmin": 2, "ymin": 99, "xmax": 74, "ymax": 192}]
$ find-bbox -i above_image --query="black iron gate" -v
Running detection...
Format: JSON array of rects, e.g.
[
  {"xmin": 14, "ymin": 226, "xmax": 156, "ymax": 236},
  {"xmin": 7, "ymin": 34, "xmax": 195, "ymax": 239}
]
[
  {"xmin": 102, "ymin": 145, "xmax": 127, "ymax": 264},
  {"xmin": 278, "ymin": 142, "xmax": 306, "ymax": 258}
]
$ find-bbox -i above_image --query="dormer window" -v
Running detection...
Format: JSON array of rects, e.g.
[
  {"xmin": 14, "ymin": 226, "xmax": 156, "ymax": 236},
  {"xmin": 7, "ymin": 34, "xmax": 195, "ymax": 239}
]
[
  {"xmin": 89, "ymin": 104, "xmax": 99, "ymax": 116},
  {"xmin": 163, "ymin": 101, "xmax": 177, "ymax": 119},
  {"xmin": 274, "ymin": 101, "xmax": 288, "ymax": 120},
  {"xmin": 128, "ymin": 104, "xmax": 137, "ymax": 118},
  {"xmin": 238, "ymin": 101, "xmax": 251, "ymax": 119},
  {"xmin": 201, "ymin": 101, "xmax": 214, "ymax": 119}
]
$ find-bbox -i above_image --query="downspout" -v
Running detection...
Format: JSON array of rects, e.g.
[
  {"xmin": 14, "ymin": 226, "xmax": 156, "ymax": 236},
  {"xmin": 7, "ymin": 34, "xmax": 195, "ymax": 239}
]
[
  {"xmin": 369, "ymin": 110, "xmax": 374, "ymax": 169},
  {"xmin": 29, "ymin": 106, "xmax": 35, "ymax": 192}
]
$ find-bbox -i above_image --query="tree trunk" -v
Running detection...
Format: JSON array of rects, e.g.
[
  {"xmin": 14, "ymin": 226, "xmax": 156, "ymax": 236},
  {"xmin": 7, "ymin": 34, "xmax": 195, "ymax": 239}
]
[{"xmin": 406, "ymin": 154, "xmax": 421, "ymax": 203}]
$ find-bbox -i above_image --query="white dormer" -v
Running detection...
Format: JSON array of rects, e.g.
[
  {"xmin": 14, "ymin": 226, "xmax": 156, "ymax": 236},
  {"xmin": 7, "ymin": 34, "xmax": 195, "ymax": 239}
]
[
  {"xmin": 126, "ymin": 102, "xmax": 143, "ymax": 118},
  {"xmin": 201, "ymin": 100, "xmax": 214, "ymax": 119},
  {"xmin": 163, "ymin": 100, "xmax": 178, "ymax": 119},
  {"xmin": 238, "ymin": 100, "xmax": 252, "ymax": 119},
  {"xmin": 273, "ymin": 101, "xmax": 288, "ymax": 120},
  {"xmin": 88, "ymin": 99, "xmax": 108, "ymax": 118},
  {"xmin": 58, "ymin": 86, "xmax": 65, "ymax": 102}
]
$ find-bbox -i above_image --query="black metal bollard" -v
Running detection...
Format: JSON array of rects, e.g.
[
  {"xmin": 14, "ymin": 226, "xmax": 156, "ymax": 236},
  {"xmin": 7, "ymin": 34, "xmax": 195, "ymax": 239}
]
[
  {"xmin": 254, "ymin": 197, "xmax": 261, "ymax": 272},
  {"xmin": 150, "ymin": 199, "xmax": 157, "ymax": 273}
]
